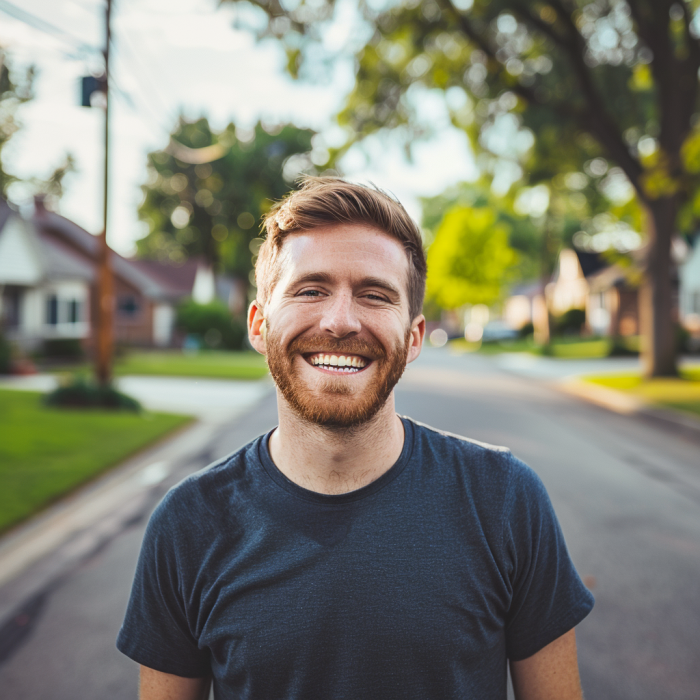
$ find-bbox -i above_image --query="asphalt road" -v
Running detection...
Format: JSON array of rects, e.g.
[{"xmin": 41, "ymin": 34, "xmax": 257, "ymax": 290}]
[{"xmin": 1, "ymin": 348, "xmax": 699, "ymax": 699}]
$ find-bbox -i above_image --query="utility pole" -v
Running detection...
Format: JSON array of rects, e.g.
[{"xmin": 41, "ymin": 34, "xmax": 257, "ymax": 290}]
[{"xmin": 95, "ymin": 0, "xmax": 113, "ymax": 386}]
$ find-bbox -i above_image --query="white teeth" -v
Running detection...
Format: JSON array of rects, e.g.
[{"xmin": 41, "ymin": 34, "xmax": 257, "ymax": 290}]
[{"xmin": 308, "ymin": 354, "xmax": 368, "ymax": 370}]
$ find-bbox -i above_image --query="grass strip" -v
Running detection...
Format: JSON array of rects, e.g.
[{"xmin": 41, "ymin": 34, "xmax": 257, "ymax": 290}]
[
  {"xmin": 0, "ymin": 390, "xmax": 191, "ymax": 533},
  {"xmin": 48, "ymin": 350, "xmax": 270, "ymax": 381},
  {"xmin": 583, "ymin": 368, "xmax": 700, "ymax": 419}
]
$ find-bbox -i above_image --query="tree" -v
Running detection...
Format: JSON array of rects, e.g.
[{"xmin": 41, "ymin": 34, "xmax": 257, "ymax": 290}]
[
  {"xmin": 426, "ymin": 204, "xmax": 518, "ymax": 308},
  {"xmin": 136, "ymin": 117, "xmax": 316, "ymax": 283},
  {"xmin": 0, "ymin": 49, "xmax": 34, "ymax": 196},
  {"xmin": 0, "ymin": 49, "xmax": 75, "ymax": 205},
  {"xmin": 222, "ymin": 0, "xmax": 700, "ymax": 377},
  {"xmin": 422, "ymin": 179, "xmax": 551, "ymax": 283}
]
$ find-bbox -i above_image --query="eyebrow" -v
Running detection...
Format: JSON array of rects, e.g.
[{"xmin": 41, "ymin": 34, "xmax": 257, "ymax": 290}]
[{"xmin": 289, "ymin": 272, "xmax": 402, "ymax": 298}]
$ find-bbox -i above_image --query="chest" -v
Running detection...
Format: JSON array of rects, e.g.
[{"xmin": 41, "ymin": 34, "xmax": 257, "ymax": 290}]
[{"xmin": 191, "ymin": 503, "xmax": 512, "ymax": 697}]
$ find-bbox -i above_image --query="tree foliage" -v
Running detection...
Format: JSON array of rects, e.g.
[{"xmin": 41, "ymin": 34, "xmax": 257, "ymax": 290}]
[
  {"xmin": 422, "ymin": 180, "xmax": 549, "ymax": 283},
  {"xmin": 0, "ymin": 49, "xmax": 34, "ymax": 196},
  {"xmin": 0, "ymin": 49, "xmax": 75, "ymax": 204},
  {"xmin": 136, "ymin": 117, "xmax": 316, "ymax": 280},
  {"xmin": 426, "ymin": 205, "xmax": 518, "ymax": 308},
  {"xmin": 222, "ymin": 0, "xmax": 699, "ymax": 375}
]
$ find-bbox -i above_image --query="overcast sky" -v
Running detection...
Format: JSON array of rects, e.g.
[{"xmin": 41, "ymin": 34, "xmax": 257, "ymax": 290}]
[{"xmin": 1, "ymin": 0, "xmax": 477, "ymax": 255}]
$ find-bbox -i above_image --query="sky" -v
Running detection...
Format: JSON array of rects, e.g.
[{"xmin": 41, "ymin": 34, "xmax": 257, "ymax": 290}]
[{"xmin": 1, "ymin": 0, "xmax": 478, "ymax": 255}]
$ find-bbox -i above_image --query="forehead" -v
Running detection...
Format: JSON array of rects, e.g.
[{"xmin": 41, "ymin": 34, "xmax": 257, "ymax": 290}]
[{"xmin": 278, "ymin": 223, "xmax": 410, "ymax": 285}]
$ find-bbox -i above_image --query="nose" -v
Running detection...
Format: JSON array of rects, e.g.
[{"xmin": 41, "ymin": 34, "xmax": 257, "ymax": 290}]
[{"xmin": 319, "ymin": 291, "xmax": 362, "ymax": 337}]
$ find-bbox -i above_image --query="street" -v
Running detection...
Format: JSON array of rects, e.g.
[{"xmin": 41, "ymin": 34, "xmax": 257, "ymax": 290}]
[{"xmin": 1, "ymin": 347, "xmax": 699, "ymax": 699}]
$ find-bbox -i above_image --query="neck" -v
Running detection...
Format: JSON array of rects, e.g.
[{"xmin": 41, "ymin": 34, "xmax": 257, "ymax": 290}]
[{"xmin": 268, "ymin": 393, "xmax": 405, "ymax": 495}]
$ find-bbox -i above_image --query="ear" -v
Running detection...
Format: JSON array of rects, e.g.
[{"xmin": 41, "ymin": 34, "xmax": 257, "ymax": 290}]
[
  {"xmin": 247, "ymin": 300, "xmax": 267, "ymax": 355},
  {"xmin": 406, "ymin": 314, "xmax": 426, "ymax": 365}
]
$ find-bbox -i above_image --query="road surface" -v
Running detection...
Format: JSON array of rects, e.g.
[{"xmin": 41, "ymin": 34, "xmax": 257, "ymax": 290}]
[{"xmin": 1, "ymin": 348, "xmax": 699, "ymax": 699}]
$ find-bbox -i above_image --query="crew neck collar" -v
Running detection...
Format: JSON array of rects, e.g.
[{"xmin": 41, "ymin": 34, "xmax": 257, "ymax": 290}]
[{"xmin": 256, "ymin": 416, "xmax": 415, "ymax": 504}]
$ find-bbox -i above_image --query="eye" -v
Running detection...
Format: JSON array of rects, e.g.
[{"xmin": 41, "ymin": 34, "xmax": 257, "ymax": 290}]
[
  {"xmin": 363, "ymin": 292, "xmax": 388, "ymax": 302},
  {"xmin": 297, "ymin": 289, "xmax": 324, "ymax": 297}
]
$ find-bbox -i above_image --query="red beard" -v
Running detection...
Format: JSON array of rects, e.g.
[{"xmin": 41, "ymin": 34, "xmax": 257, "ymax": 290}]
[{"xmin": 266, "ymin": 329, "xmax": 411, "ymax": 428}]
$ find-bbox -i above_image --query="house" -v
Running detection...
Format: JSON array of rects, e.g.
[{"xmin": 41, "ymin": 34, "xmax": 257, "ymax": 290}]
[
  {"xmin": 0, "ymin": 198, "xmax": 245, "ymax": 353},
  {"xmin": 0, "ymin": 199, "xmax": 93, "ymax": 352},
  {"xmin": 546, "ymin": 249, "xmax": 607, "ymax": 317},
  {"xmin": 679, "ymin": 234, "xmax": 700, "ymax": 344},
  {"xmin": 585, "ymin": 265, "xmax": 640, "ymax": 337},
  {"xmin": 503, "ymin": 280, "xmax": 541, "ymax": 330}
]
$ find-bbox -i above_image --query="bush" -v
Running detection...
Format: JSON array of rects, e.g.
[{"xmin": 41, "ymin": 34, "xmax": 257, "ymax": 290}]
[
  {"xmin": 176, "ymin": 299, "xmax": 246, "ymax": 350},
  {"xmin": 608, "ymin": 337, "xmax": 639, "ymax": 357},
  {"xmin": 42, "ymin": 338, "xmax": 85, "ymax": 360},
  {"xmin": 553, "ymin": 308, "xmax": 586, "ymax": 335},
  {"xmin": 518, "ymin": 322, "xmax": 534, "ymax": 338},
  {"xmin": 677, "ymin": 324, "xmax": 692, "ymax": 353},
  {"xmin": 44, "ymin": 375, "xmax": 141, "ymax": 411},
  {"xmin": 0, "ymin": 333, "xmax": 11, "ymax": 374}
]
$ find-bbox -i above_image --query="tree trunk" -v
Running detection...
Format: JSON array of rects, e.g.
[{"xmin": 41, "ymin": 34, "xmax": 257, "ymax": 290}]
[{"xmin": 639, "ymin": 197, "xmax": 677, "ymax": 377}]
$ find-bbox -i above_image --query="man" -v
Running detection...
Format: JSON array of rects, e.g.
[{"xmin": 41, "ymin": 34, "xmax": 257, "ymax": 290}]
[{"xmin": 117, "ymin": 177, "xmax": 594, "ymax": 699}]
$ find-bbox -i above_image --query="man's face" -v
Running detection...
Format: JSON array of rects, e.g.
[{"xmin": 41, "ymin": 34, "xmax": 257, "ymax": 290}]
[{"xmin": 250, "ymin": 224, "xmax": 424, "ymax": 428}]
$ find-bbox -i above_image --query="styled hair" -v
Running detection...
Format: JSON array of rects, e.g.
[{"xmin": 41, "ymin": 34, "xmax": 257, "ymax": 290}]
[{"xmin": 255, "ymin": 176, "xmax": 427, "ymax": 321}]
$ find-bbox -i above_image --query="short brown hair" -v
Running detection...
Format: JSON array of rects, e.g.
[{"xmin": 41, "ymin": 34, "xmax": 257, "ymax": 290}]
[{"xmin": 255, "ymin": 177, "xmax": 427, "ymax": 320}]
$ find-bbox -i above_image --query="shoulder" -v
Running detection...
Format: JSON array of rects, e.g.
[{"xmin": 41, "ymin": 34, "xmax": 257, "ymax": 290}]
[
  {"xmin": 407, "ymin": 416, "xmax": 518, "ymax": 474},
  {"xmin": 404, "ymin": 416, "xmax": 545, "ymax": 504},
  {"xmin": 147, "ymin": 434, "xmax": 265, "ymax": 540}
]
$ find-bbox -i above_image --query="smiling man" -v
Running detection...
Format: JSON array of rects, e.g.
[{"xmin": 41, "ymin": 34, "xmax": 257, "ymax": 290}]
[{"xmin": 117, "ymin": 177, "xmax": 593, "ymax": 700}]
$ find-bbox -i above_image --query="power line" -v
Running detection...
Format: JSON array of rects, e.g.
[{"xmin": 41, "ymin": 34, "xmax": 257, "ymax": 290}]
[
  {"xmin": 0, "ymin": 0, "xmax": 99, "ymax": 55},
  {"xmin": 114, "ymin": 32, "xmax": 179, "ymax": 133}
]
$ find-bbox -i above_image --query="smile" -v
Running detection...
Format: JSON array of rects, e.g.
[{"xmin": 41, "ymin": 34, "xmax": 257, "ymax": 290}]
[{"xmin": 305, "ymin": 353, "xmax": 370, "ymax": 373}]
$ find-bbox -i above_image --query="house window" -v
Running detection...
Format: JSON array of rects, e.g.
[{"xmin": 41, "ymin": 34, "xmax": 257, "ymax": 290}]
[
  {"xmin": 117, "ymin": 295, "xmax": 140, "ymax": 318},
  {"xmin": 46, "ymin": 295, "xmax": 59, "ymax": 325},
  {"xmin": 68, "ymin": 299, "xmax": 81, "ymax": 324},
  {"xmin": 2, "ymin": 286, "xmax": 22, "ymax": 328}
]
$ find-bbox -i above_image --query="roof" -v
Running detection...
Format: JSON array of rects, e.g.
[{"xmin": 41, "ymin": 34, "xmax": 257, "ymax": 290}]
[
  {"xmin": 574, "ymin": 249, "xmax": 607, "ymax": 278},
  {"xmin": 38, "ymin": 233, "xmax": 94, "ymax": 281},
  {"xmin": 509, "ymin": 280, "xmax": 542, "ymax": 298},
  {"xmin": 128, "ymin": 258, "xmax": 199, "ymax": 298},
  {"xmin": 32, "ymin": 204, "xmax": 177, "ymax": 300},
  {"xmin": 587, "ymin": 265, "xmax": 636, "ymax": 293}
]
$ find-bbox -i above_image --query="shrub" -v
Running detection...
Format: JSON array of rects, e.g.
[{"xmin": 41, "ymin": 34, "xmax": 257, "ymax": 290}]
[
  {"xmin": 176, "ymin": 299, "xmax": 246, "ymax": 350},
  {"xmin": 518, "ymin": 322, "xmax": 534, "ymax": 338},
  {"xmin": 44, "ymin": 375, "xmax": 141, "ymax": 411},
  {"xmin": 608, "ymin": 338, "xmax": 639, "ymax": 357},
  {"xmin": 42, "ymin": 338, "xmax": 85, "ymax": 360},
  {"xmin": 553, "ymin": 308, "xmax": 586, "ymax": 335},
  {"xmin": 677, "ymin": 324, "xmax": 692, "ymax": 353},
  {"xmin": 0, "ymin": 333, "xmax": 11, "ymax": 374}
]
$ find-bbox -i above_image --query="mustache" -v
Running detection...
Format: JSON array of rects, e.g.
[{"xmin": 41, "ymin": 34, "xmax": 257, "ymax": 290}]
[{"xmin": 287, "ymin": 334, "xmax": 386, "ymax": 360}]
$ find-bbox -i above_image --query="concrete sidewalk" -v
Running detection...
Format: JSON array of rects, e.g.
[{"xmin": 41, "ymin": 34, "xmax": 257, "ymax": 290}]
[
  {"xmin": 0, "ymin": 376, "xmax": 274, "ymax": 626},
  {"xmin": 0, "ymin": 373, "xmax": 272, "ymax": 420},
  {"xmin": 496, "ymin": 352, "xmax": 700, "ymax": 439}
]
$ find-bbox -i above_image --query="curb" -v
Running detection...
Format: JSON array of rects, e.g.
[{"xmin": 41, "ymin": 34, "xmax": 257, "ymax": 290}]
[
  {"xmin": 557, "ymin": 379, "xmax": 700, "ymax": 440},
  {"xmin": 0, "ymin": 383, "xmax": 272, "ymax": 627}
]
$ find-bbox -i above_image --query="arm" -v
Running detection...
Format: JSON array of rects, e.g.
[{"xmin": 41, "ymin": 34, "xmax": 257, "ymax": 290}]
[
  {"xmin": 140, "ymin": 666, "xmax": 211, "ymax": 700},
  {"xmin": 510, "ymin": 628, "xmax": 583, "ymax": 700}
]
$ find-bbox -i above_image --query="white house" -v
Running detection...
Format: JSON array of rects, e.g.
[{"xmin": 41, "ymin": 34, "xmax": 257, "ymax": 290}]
[
  {"xmin": 0, "ymin": 198, "xmax": 249, "ymax": 355},
  {"xmin": 0, "ymin": 201, "xmax": 92, "ymax": 351},
  {"xmin": 679, "ymin": 235, "xmax": 700, "ymax": 340}
]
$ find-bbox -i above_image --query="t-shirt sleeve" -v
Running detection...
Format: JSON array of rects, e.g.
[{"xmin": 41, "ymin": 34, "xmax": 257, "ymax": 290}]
[
  {"xmin": 502, "ymin": 458, "xmax": 594, "ymax": 661},
  {"xmin": 116, "ymin": 491, "xmax": 211, "ymax": 677}
]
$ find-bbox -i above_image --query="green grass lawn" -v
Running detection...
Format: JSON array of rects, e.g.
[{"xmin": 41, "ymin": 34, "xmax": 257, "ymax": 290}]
[
  {"xmin": 49, "ymin": 350, "xmax": 270, "ymax": 381},
  {"xmin": 449, "ymin": 336, "xmax": 631, "ymax": 359},
  {"xmin": 0, "ymin": 390, "xmax": 192, "ymax": 533},
  {"xmin": 583, "ymin": 367, "xmax": 700, "ymax": 419}
]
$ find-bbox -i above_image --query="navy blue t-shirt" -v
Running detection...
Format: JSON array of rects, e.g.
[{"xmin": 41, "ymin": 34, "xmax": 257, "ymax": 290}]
[{"xmin": 117, "ymin": 417, "xmax": 593, "ymax": 699}]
